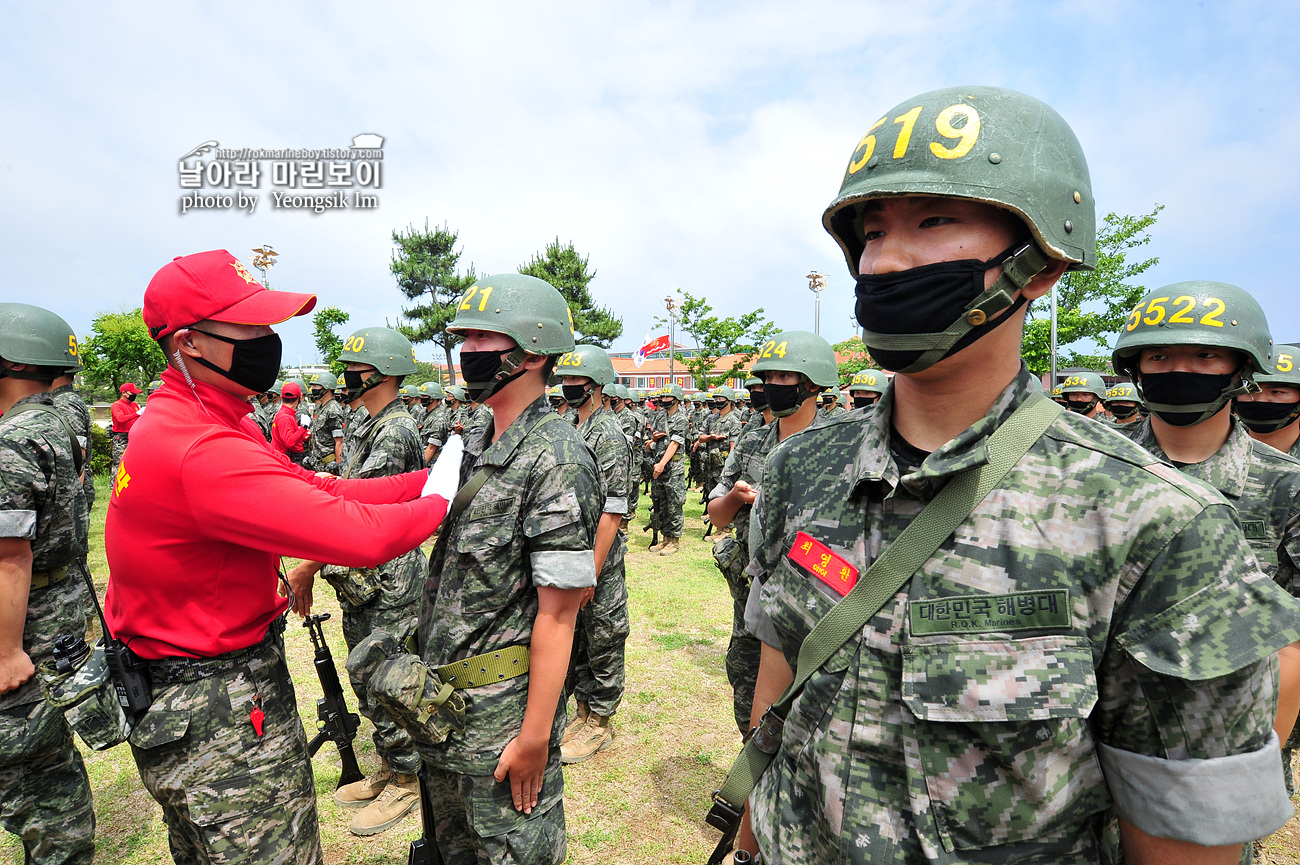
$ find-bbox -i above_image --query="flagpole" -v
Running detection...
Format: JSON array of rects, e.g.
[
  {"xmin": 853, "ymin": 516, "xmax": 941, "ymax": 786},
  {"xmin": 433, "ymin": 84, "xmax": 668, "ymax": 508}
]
[{"xmin": 664, "ymin": 295, "xmax": 676, "ymax": 387}]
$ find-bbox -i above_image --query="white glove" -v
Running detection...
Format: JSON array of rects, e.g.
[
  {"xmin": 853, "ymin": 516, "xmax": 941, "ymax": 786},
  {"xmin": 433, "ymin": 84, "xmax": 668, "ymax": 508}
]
[
  {"xmin": 299, "ymin": 414, "xmax": 311, "ymax": 427},
  {"xmin": 422, "ymin": 434, "xmax": 464, "ymax": 500}
]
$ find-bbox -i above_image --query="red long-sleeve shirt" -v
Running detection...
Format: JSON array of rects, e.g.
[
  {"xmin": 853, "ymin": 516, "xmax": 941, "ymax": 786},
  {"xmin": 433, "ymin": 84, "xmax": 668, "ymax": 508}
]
[
  {"xmin": 104, "ymin": 365, "xmax": 447, "ymax": 659},
  {"xmin": 271, "ymin": 402, "xmax": 310, "ymax": 454},
  {"xmin": 110, "ymin": 397, "xmax": 140, "ymax": 433}
]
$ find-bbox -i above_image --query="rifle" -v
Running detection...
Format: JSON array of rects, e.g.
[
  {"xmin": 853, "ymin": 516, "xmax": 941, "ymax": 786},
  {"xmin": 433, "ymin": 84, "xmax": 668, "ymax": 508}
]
[
  {"xmin": 303, "ymin": 613, "xmax": 364, "ymax": 788},
  {"xmin": 408, "ymin": 770, "xmax": 443, "ymax": 865}
]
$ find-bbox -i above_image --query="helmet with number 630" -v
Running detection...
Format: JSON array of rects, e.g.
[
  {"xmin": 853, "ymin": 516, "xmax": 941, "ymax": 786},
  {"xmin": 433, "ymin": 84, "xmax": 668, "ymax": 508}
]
[
  {"xmin": 338, "ymin": 327, "xmax": 419, "ymax": 376},
  {"xmin": 823, "ymin": 86, "xmax": 1094, "ymax": 275},
  {"xmin": 0, "ymin": 302, "xmax": 79, "ymax": 376},
  {"xmin": 749, "ymin": 330, "xmax": 838, "ymax": 387},
  {"xmin": 848, "ymin": 369, "xmax": 888, "ymax": 394},
  {"xmin": 555, "ymin": 344, "xmax": 616, "ymax": 385},
  {"xmin": 446, "ymin": 273, "xmax": 575, "ymax": 357},
  {"xmin": 1111, "ymin": 281, "xmax": 1273, "ymax": 380}
]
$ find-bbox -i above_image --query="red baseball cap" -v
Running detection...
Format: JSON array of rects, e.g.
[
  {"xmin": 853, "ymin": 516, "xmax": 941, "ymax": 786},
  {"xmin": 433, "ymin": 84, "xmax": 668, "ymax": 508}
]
[
  {"xmin": 143, "ymin": 249, "xmax": 317, "ymax": 340},
  {"xmin": 119, "ymin": 382, "xmax": 142, "ymax": 395},
  {"xmin": 281, "ymin": 382, "xmax": 303, "ymax": 399}
]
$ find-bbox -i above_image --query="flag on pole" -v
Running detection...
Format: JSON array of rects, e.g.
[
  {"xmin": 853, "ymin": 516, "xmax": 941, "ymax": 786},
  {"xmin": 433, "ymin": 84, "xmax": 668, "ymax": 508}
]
[{"xmin": 633, "ymin": 333, "xmax": 670, "ymax": 368}]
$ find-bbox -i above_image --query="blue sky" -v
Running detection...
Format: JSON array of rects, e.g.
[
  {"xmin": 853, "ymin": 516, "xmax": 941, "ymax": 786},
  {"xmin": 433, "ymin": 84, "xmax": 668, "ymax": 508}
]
[{"xmin": 3, "ymin": 1, "xmax": 1297, "ymax": 368}]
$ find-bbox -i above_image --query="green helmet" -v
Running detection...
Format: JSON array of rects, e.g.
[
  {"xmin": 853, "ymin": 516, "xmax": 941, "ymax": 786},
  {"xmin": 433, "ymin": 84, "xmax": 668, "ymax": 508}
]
[
  {"xmin": 555, "ymin": 344, "xmax": 616, "ymax": 386},
  {"xmin": 744, "ymin": 375, "xmax": 762, "ymax": 389},
  {"xmin": 1235, "ymin": 343, "xmax": 1300, "ymax": 434},
  {"xmin": 1058, "ymin": 370, "xmax": 1107, "ymax": 399},
  {"xmin": 749, "ymin": 331, "xmax": 839, "ymax": 387},
  {"xmin": 267, "ymin": 379, "xmax": 283, "ymax": 396},
  {"xmin": 735, "ymin": 389, "xmax": 750, "ymax": 402},
  {"xmin": 338, "ymin": 326, "xmax": 419, "ymax": 377},
  {"xmin": 820, "ymin": 385, "xmax": 842, "ymax": 404},
  {"xmin": 0, "ymin": 303, "xmax": 79, "ymax": 377},
  {"xmin": 399, "ymin": 384, "xmax": 417, "ymax": 399},
  {"xmin": 447, "ymin": 385, "xmax": 467, "ymax": 402},
  {"xmin": 610, "ymin": 383, "xmax": 630, "ymax": 401},
  {"xmin": 446, "ymin": 273, "xmax": 574, "ymax": 356},
  {"xmin": 1104, "ymin": 382, "xmax": 1142, "ymax": 404},
  {"xmin": 147, "ymin": 379, "xmax": 163, "ymax": 392},
  {"xmin": 824, "ymin": 86, "xmax": 1094, "ymax": 276},
  {"xmin": 1254, "ymin": 345, "xmax": 1300, "ymax": 389},
  {"xmin": 306, "ymin": 371, "xmax": 338, "ymax": 391},
  {"xmin": 660, "ymin": 383, "xmax": 685, "ymax": 401},
  {"xmin": 712, "ymin": 385, "xmax": 736, "ymax": 403},
  {"xmin": 848, "ymin": 369, "xmax": 888, "ymax": 395},
  {"xmin": 418, "ymin": 381, "xmax": 445, "ymax": 400}
]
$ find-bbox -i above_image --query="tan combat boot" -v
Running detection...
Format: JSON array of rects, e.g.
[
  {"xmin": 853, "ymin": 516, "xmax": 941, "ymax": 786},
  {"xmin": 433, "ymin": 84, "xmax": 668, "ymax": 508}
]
[
  {"xmin": 659, "ymin": 536, "xmax": 681, "ymax": 556},
  {"xmin": 562, "ymin": 701, "xmax": 590, "ymax": 744},
  {"xmin": 561, "ymin": 714, "xmax": 612, "ymax": 764},
  {"xmin": 648, "ymin": 537, "xmax": 668, "ymax": 553},
  {"xmin": 349, "ymin": 771, "xmax": 420, "ymax": 836},
  {"xmin": 333, "ymin": 759, "xmax": 392, "ymax": 808}
]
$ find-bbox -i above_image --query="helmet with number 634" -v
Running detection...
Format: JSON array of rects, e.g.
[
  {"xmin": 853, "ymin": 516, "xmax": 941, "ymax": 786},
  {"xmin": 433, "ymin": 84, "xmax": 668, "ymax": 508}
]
[
  {"xmin": 338, "ymin": 327, "xmax": 419, "ymax": 377},
  {"xmin": 446, "ymin": 273, "xmax": 575, "ymax": 357},
  {"xmin": 1111, "ymin": 281, "xmax": 1273, "ymax": 380},
  {"xmin": 749, "ymin": 330, "xmax": 838, "ymax": 387},
  {"xmin": 823, "ymin": 85, "xmax": 1095, "ymax": 276},
  {"xmin": 555, "ymin": 344, "xmax": 616, "ymax": 385},
  {"xmin": 660, "ymin": 383, "xmax": 685, "ymax": 400},
  {"xmin": 0, "ymin": 302, "xmax": 79, "ymax": 375}
]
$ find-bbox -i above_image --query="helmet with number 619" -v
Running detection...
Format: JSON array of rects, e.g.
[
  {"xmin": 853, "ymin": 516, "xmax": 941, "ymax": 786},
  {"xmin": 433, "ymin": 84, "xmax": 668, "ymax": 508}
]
[
  {"xmin": 749, "ymin": 330, "xmax": 838, "ymax": 387},
  {"xmin": 338, "ymin": 326, "xmax": 419, "ymax": 376},
  {"xmin": 1111, "ymin": 281, "xmax": 1273, "ymax": 380}
]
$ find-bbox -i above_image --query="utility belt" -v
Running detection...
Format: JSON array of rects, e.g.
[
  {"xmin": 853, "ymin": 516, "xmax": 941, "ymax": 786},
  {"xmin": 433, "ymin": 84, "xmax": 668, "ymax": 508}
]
[
  {"xmin": 149, "ymin": 616, "xmax": 287, "ymax": 686},
  {"xmin": 670, "ymin": 451, "xmax": 685, "ymax": 462},
  {"xmin": 31, "ymin": 566, "xmax": 69, "ymax": 590},
  {"xmin": 436, "ymin": 645, "xmax": 530, "ymax": 689}
]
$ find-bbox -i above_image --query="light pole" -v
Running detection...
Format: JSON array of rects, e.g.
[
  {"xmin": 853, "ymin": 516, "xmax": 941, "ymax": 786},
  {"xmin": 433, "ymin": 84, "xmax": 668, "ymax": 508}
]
[
  {"xmin": 1049, "ymin": 282, "xmax": 1058, "ymax": 391},
  {"xmin": 664, "ymin": 295, "xmax": 677, "ymax": 388},
  {"xmin": 251, "ymin": 244, "xmax": 279, "ymax": 287},
  {"xmin": 807, "ymin": 271, "xmax": 827, "ymax": 335}
]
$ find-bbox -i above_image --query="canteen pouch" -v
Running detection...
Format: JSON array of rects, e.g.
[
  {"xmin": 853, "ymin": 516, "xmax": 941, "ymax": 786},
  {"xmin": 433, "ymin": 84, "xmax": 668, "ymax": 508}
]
[
  {"xmin": 320, "ymin": 564, "xmax": 382, "ymax": 608},
  {"xmin": 38, "ymin": 639, "xmax": 131, "ymax": 751},
  {"xmin": 347, "ymin": 630, "xmax": 467, "ymax": 746}
]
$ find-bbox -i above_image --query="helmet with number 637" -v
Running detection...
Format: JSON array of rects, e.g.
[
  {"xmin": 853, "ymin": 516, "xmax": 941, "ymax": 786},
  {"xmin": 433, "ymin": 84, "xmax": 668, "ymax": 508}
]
[
  {"xmin": 749, "ymin": 330, "xmax": 838, "ymax": 387},
  {"xmin": 823, "ymin": 86, "xmax": 1095, "ymax": 276},
  {"xmin": 1111, "ymin": 281, "xmax": 1273, "ymax": 380},
  {"xmin": 446, "ymin": 273, "xmax": 574, "ymax": 357},
  {"xmin": 0, "ymin": 302, "xmax": 79, "ymax": 375},
  {"xmin": 555, "ymin": 344, "xmax": 616, "ymax": 385},
  {"xmin": 338, "ymin": 327, "xmax": 419, "ymax": 377}
]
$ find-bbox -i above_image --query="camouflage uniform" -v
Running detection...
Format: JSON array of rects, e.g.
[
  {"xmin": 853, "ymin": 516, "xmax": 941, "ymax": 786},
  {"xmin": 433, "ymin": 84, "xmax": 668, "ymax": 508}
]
[
  {"xmin": 254, "ymin": 399, "xmax": 276, "ymax": 442},
  {"xmin": 406, "ymin": 399, "xmax": 426, "ymax": 427},
  {"xmin": 708, "ymin": 408, "xmax": 743, "ymax": 499},
  {"xmin": 418, "ymin": 396, "xmax": 600, "ymax": 864},
  {"xmin": 49, "ymin": 384, "xmax": 93, "ymax": 517},
  {"xmin": 709, "ymin": 420, "xmax": 779, "ymax": 733},
  {"xmin": 340, "ymin": 404, "xmax": 368, "ymax": 466},
  {"xmin": 745, "ymin": 369, "xmax": 1300, "ymax": 863},
  {"xmin": 644, "ymin": 406, "xmax": 665, "ymax": 495},
  {"xmin": 0, "ymin": 394, "xmax": 94, "ymax": 864},
  {"xmin": 651, "ymin": 408, "xmax": 688, "ymax": 538},
  {"xmin": 302, "ymin": 397, "xmax": 346, "ymax": 474},
  {"xmin": 331, "ymin": 398, "xmax": 427, "ymax": 775},
  {"xmin": 572, "ymin": 405, "xmax": 631, "ymax": 718},
  {"xmin": 459, "ymin": 403, "xmax": 495, "ymax": 442},
  {"xmin": 615, "ymin": 406, "xmax": 642, "ymax": 517},
  {"xmin": 421, "ymin": 403, "xmax": 450, "ymax": 460}
]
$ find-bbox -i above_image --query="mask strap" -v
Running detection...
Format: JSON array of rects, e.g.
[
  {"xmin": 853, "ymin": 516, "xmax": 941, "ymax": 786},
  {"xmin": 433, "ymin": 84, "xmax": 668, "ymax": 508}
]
[
  {"xmin": 863, "ymin": 242, "xmax": 1051, "ymax": 374},
  {"xmin": 1139, "ymin": 366, "xmax": 1258, "ymax": 426}
]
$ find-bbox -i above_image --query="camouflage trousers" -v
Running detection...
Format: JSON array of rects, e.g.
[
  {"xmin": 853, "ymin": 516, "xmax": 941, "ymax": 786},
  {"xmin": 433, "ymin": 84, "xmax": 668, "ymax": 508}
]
[
  {"xmin": 0, "ymin": 699, "xmax": 95, "ymax": 865},
  {"xmin": 422, "ymin": 754, "xmax": 566, "ymax": 865},
  {"xmin": 129, "ymin": 624, "xmax": 322, "ymax": 865},
  {"xmin": 723, "ymin": 568, "xmax": 760, "ymax": 736},
  {"xmin": 651, "ymin": 459, "xmax": 686, "ymax": 538},
  {"xmin": 110, "ymin": 431, "xmax": 128, "ymax": 481},
  {"xmin": 570, "ymin": 533, "xmax": 629, "ymax": 718},
  {"xmin": 626, "ymin": 463, "xmax": 640, "ymax": 517},
  {"xmin": 341, "ymin": 599, "xmax": 421, "ymax": 775}
]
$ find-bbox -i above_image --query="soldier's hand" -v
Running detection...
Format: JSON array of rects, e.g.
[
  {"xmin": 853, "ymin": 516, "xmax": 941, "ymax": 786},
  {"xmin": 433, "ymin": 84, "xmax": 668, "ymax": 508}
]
[
  {"xmin": 494, "ymin": 733, "xmax": 548, "ymax": 814},
  {"xmin": 732, "ymin": 480, "xmax": 757, "ymax": 505},
  {"xmin": 0, "ymin": 649, "xmax": 34, "ymax": 695},
  {"xmin": 282, "ymin": 562, "xmax": 316, "ymax": 617},
  {"xmin": 578, "ymin": 586, "xmax": 595, "ymax": 610},
  {"xmin": 653, "ymin": 462, "xmax": 665, "ymax": 479}
]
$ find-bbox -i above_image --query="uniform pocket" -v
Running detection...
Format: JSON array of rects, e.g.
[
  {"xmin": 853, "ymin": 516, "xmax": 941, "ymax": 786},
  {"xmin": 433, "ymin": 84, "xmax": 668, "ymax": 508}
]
[
  {"xmin": 454, "ymin": 506, "xmax": 518, "ymax": 614},
  {"xmin": 901, "ymin": 635, "xmax": 1107, "ymax": 852}
]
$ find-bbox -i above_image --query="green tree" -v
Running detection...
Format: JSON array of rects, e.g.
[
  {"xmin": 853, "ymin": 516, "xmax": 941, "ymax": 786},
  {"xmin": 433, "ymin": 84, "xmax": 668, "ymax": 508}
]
[
  {"xmin": 518, "ymin": 238, "xmax": 622, "ymax": 347},
  {"xmin": 311, "ymin": 306, "xmax": 350, "ymax": 375},
  {"xmin": 832, "ymin": 335, "xmax": 875, "ymax": 384},
  {"xmin": 657, "ymin": 290, "xmax": 779, "ymax": 389},
  {"xmin": 1023, "ymin": 205, "xmax": 1163, "ymax": 375},
  {"xmin": 391, "ymin": 220, "xmax": 476, "ymax": 384},
  {"xmin": 80, "ymin": 308, "xmax": 166, "ymax": 391}
]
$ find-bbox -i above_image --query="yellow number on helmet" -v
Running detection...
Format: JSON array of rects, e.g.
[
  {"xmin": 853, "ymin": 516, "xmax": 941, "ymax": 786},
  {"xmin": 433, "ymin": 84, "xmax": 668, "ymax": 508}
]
[{"xmin": 68, "ymin": 335, "xmax": 78, "ymax": 356}]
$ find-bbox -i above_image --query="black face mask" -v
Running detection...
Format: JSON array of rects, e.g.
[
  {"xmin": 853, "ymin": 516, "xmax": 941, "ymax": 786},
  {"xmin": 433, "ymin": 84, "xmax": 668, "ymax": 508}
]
[
  {"xmin": 852, "ymin": 395, "xmax": 879, "ymax": 409},
  {"xmin": 1108, "ymin": 403, "xmax": 1140, "ymax": 420},
  {"xmin": 1236, "ymin": 399, "xmax": 1300, "ymax": 433},
  {"xmin": 188, "ymin": 329, "xmax": 282, "ymax": 393},
  {"xmin": 1065, "ymin": 396, "xmax": 1099, "ymax": 415},
  {"xmin": 766, "ymin": 382, "xmax": 815, "ymax": 418},
  {"xmin": 749, "ymin": 390, "xmax": 768, "ymax": 411},
  {"xmin": 713, "ymin": 399, "xmax": 728, "ymax": 409},
  {"xmin": 562, "ymin": 383, "xmax": 592, "ymax": 407},
  {"xmin": 127, "ymin": 393, "xmax": 138, "ymax": 402},
  {"xmin": 342, "ymin": 368, "xmax": 384, "ymax": 402},
  {"xmin": 855, "ymin": 244, "xmax": 1033, "ymax": 373},
  {"xmin": 460, "ymin": 349, "xmax": 527, "ymax": 403},
  {"xmin": 1140, "ymin": 371, "xmax": 1239, "ymax": 426}
]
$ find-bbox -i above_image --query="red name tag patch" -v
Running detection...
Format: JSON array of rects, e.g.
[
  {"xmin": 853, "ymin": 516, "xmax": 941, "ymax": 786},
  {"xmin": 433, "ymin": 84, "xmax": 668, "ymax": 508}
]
[{"xmin": 787, "ymin": 531, "xmax": 858, "ymax": 597}]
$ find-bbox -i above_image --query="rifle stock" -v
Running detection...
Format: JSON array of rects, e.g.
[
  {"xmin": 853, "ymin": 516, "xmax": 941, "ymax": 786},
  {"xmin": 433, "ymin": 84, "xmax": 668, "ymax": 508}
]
[{"xmin": 303, "ymin": 613, "xmax": 365, "ymax": 787}]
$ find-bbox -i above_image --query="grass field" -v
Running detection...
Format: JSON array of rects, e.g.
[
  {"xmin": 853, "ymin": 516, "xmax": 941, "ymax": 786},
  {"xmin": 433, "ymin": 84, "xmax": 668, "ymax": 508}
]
[{"xmin": 6, "ymin": 476, "xmax": 1300, "ymax": 863}]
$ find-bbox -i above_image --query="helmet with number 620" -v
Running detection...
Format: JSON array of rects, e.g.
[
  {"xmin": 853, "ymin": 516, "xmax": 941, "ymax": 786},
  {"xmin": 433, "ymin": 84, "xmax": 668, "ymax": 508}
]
[
  {"xmin": 338, "ymin": 327, "xmax": 419, "ymax": 376},
  {"xmin": 0, "ymin": 302, "xmax": 79, "ymax": 376},
  {"xmin": 749, "ymin": 331, "xmax": 838, "ymax": 387},
  {"xmin": 555, "ymin": 344, "xmax": 616, "ymax": 385}
]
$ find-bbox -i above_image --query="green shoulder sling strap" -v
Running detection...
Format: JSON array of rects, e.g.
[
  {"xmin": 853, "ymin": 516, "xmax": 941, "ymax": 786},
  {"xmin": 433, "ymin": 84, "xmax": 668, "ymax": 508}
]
[
  {"xmin": 4, "ymin": 402, "xmax": 84, "ymax": 477},
  {"xmin": 705, "ymin": 394, "xmax": 1063, "ymax": 859},
  {"xmin": 342, "ymin": 412, "xmax": 413, "ymax": 479}
]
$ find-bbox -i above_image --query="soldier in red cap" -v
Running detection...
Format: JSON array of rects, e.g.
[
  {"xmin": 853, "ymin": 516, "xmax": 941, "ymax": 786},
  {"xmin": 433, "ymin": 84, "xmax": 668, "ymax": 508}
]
[
  {"xmin": 104, "ymin": 249, "xmax": 463, "ymax": 865},
  {"xmin": 272, "ymin": 381, "xmax": 310, "ymax": 464},
  {"xmin": 109, "ymin": 381, "xmax": 141, "ymax": 480}
]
